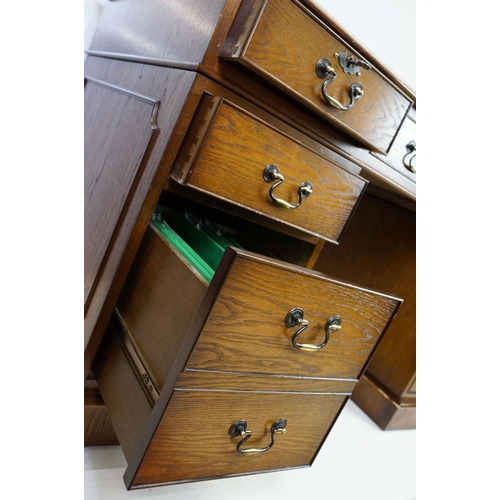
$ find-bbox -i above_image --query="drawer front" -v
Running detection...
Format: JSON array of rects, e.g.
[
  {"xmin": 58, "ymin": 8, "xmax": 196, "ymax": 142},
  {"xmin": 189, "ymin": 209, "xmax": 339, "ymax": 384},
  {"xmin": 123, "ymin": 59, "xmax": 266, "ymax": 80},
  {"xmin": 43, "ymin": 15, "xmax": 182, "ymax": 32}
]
[
  {"xmin": 186, "ymin": 246, "xmax": 401, "ymax": 380},
  {"xmin": 130, "ymin": 388, "xmax": 347, "ymax": 487},
  {"xmin": 171, "ymin": 94, "xmax": 367, "ymax": 244},
  {"xmin": 221, "ymin": 0, "xmax": 411, "ymax": 154},
  {"xmin": 116, "ymin": 228, "xmax": 401, "ymax": 388},
  {"xmin": 372, "ymin": 115, "xmax": 416, "ymax": 182}
]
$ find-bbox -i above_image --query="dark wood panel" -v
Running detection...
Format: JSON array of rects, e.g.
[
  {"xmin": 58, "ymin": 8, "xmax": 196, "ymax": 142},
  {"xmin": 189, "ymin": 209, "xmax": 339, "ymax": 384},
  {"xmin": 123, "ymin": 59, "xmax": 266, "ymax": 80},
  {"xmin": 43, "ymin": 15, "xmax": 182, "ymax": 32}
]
[
  {"xmin": 88, "ymin": 0, "xmax": 229, "ymax": 66},
  {"xmin": 314, "ymin": 193, "xmax": 415, "ymax": 401},
  {"xmin": 84, "ymin": 379, "xmax": 119, "ymax": 447},
  {"xmin": 351, "ymin": 375, "xmax": 416, "ymax": 430},
  {"xmin": 117, "ymin": 225, "xmax": 208, "ymax": 389},
  {"xmin": 92, "ymin": 327, "xmax": 153, "ymax": 461},
  {"xmin": 83, "ymin": 56, "xmax": 198, "ymax": 377},
  {"xmin": 84, "ymin": 78, "xmax": 158, "ymax": 306}
]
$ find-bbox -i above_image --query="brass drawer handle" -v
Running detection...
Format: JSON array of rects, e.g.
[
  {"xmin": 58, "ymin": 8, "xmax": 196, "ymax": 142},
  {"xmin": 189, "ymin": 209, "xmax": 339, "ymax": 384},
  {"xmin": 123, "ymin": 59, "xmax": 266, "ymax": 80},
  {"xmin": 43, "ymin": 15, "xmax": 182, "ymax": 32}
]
[
  {"xmin": 286, "ymin": 308, "xmax": 342, "ymax": 351},
  {"xmin": 228, "ymin": 418, "xmax": 287, "ymax": 454},
  {"xmin": 263, "ymin": 164, "xmax": 313, "ymax": 209},
  {"xmin": 403, "ymin": 140, "xmax": 416, "ymax": 173},
  {"xmin": 316, "ymin": 58, "xmax": 364, "ymax": 111}
]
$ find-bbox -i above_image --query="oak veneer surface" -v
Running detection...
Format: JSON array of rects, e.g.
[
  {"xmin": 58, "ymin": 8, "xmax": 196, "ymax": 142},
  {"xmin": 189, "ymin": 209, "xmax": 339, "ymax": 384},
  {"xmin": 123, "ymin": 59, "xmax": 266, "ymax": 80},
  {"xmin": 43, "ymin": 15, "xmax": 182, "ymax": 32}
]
[
  {"xmin": 84, "ymin": 79, "xmax": 157, "ymax": 306},
  {"xmin": 185, "ymin": 248, "xmax": 401, "ymax": 380},
  {"xmin": 208, "ymin": 54, "xmax": 417, "ymax": 203},
  {"xmin": 221, "ymin": 0, "xmax": 411, "ymax": 154},
  {"xmin": 173, "ymin": 94, "xmax": 367, "ymax": 243},
  {"xmin": 176, "ymin": 371, "xmax": 356, "ymax": 393},
  {"xmin": 83, "ymin": 56, "xmax": 197, "ymax": 376},
  {"xmin": 130, "ymin": 389, "xmax": 347, "ymax": 487},
  {"xmin": 314, "ymin": 193, "xmax": 415, "ymax": 400}
]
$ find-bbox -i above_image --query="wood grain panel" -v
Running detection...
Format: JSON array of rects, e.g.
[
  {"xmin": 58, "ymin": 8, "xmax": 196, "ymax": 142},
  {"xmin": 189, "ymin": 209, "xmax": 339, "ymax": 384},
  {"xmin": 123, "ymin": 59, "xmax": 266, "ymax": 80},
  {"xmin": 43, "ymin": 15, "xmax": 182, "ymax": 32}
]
[
  {"xmin": 92, "ymin": 326, "xmax": 153, "ymax": 461},
  {"xmin": 131, "ymin": 390, "xmax": 346, "ymax": 487},
  {"xmin": 84, "ymin": 379, "xmax": 119, "ymax": 447},
  {"xmin": 203, "ymin": 57, "xmax": 416, "ymax": 202},
  {"xmin": 176, "ymin": 370, "xmax": 356, "ymax": 393},
  {"xmin": 83, "ymin": 56, "xmax": 197, "ymax": 377},
  {"xmin": 351, "ymin": 375, "xmax": 416, "ymax": 430},
  {"xmin": 221, "ymin": 0, "xmax": 411, "ymax": 153},
  {"xmin": 84, "ymin": 78, "xmax": 157, "ymax": 306},
  {"xmin": 116, "ymin": 225, "xmax": 208, "ymax": 389},
  {"xmin": 186, "ymin": 248, "xmax": 402, "ymax": 379},
  {"xmin": 314, "ymin": 193, "xmax": 415, "ymax": 400},
  {"xmin": 173, "ymin": 95, "xmax": 366, "ymax": 243},
  {"xmin": 88, "ymin": 0, "xmax": 228, "ymax": 66}
]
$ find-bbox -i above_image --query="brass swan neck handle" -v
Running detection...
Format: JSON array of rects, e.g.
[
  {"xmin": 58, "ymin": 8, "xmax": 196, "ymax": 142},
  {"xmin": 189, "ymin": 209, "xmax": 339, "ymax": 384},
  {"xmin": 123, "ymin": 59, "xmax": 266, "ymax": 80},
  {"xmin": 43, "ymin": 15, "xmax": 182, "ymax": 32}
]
[{"xmin": 229, "ymin": 418, "xmax": 287, "ymax": 454}]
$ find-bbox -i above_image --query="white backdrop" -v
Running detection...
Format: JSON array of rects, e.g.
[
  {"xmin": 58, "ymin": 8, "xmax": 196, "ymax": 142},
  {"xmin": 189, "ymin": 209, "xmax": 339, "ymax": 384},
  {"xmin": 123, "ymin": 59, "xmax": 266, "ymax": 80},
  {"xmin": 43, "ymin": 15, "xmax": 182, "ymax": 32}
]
[{"xmin": 315, "ymin": 0, "xmax": 416, "ymax": 90}]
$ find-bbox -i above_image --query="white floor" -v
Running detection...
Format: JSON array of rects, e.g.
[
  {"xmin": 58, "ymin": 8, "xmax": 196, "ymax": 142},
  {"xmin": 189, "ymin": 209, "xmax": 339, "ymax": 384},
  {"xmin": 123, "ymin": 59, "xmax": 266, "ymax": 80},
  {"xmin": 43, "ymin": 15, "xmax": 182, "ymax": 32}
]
[{"xmin": 84, "ymin": 399, "xmax": 416, "ymax": 500}]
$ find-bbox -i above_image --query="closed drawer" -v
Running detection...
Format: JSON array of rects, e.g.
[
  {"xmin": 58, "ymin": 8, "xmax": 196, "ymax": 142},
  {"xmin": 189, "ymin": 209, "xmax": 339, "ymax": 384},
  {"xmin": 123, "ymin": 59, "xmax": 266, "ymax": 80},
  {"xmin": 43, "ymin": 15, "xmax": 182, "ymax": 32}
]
[
  {"xmin": 170, "ymin": 93, "xmax": 367, "ymax": 244},
  {"xmin": 131, "ymin": 384, "xmax": 347, "ymax": 487},
  {"xmin": 117, "ymin": 222, "xmax": 402, "ymax": 388},
  {"xmin": 371, "ymin": 115, "xmax": 416, "ymax": 182},
  {"xmin": 220, "ymin": 0, "xmax": 412, "ymax": 154}
]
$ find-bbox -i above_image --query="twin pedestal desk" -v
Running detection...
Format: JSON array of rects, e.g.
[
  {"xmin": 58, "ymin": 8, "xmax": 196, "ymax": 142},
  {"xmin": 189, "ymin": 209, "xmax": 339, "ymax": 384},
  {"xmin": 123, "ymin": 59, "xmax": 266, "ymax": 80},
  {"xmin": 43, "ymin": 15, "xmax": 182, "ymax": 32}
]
[{"xmin": 84, "ymin": 0, "xmax": 416, "ymax": 490}]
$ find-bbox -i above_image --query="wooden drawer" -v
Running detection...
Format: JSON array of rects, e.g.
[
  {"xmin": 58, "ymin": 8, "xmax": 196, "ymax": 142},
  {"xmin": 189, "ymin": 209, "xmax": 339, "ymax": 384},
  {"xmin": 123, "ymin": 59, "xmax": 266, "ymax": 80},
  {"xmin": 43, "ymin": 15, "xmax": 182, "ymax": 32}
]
[
  {"xmin": 220, "ymin": 0, "xmax": 412, "ymax": 154},
  {"xmin": 372, "ymin": 114, "xmax": 416, "ymax": 182},
  {"xmin": 170, "ymin": 92, "xmax": 367, "ymax": 244},
  {"xmin": 131, "ymin": 384, "xmax": 347, "ymax": 486},
  {"xmin": 117, "ymin": 223, "xmax": 401, "ymax": 389},
  {"xmin": 94, "ymin": 327, "xmax": 350, "ymax": 489}
]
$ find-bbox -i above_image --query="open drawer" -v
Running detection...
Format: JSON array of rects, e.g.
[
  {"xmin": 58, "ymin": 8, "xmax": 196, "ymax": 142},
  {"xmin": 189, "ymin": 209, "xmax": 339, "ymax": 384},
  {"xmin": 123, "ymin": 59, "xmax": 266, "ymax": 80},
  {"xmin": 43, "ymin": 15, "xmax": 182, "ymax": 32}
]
[
  {"xmin": 116, "ymin": 208, "xmax": 402, "ymax": 387},
  {"xmin": 93, "ymin": 202, "xmax": 401, "ymax": 489}
]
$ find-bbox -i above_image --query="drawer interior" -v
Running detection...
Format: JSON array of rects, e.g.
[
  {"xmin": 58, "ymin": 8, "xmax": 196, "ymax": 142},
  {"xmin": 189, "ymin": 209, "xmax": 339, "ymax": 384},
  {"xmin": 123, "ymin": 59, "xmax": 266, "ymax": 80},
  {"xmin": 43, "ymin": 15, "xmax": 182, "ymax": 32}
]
[
  {"xmin": 150, "ymin": 204, "xmax": 260, "ymax": 285},
  {"xmin": 156, "ymin": 191, "xmax": 320, "ymax": 269}
]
